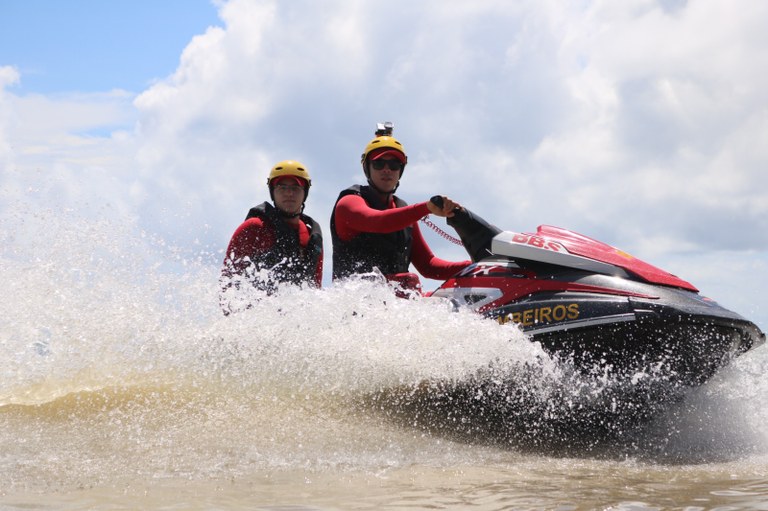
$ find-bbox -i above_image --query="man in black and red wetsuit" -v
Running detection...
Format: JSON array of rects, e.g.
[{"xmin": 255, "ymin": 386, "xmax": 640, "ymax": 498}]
[
  {"xmin": 220, "ymin": 160, "xmax": 323, "ymax": 312},
  {"xmin": 330, "ymin": 123, "xmax": 470, "ymax": 293}
]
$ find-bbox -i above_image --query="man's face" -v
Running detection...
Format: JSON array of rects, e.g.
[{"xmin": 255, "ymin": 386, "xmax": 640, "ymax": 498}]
[
  {"xmin": 368, "ymin": 159, "xmax": 403, "ymax": 193},
  {"xmin": 273, "ymin": 180, "xmax": 305, "ymax": 214}
]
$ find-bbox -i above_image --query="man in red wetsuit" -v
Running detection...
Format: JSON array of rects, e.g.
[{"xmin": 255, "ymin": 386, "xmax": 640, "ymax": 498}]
[
  {"xmin": 220, "ymin": 160, "xmax": 323, "ymax": 312},
  {"xmin": 330, "ymin": 123, "xmax": 469, "ymax": 293}
]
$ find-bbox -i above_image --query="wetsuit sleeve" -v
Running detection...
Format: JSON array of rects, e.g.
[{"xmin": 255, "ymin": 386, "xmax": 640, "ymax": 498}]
[
  {"xmin": 334, "ymin": 194, "xmax": 431, "ymax": 241},
  {"xmin": 410, "ymin": 222, "xmax": 471, "ymax": 280},
  {"xmin": 221, "ymin": 217, "xmax": 276, "ymax": 278}
]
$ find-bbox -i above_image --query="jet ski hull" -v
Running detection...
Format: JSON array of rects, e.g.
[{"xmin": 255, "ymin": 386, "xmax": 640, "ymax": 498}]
[
  {"xmin": 416, "ymin": 198, "xmax": 766, "ymax": 439},
  {"xmin": 433, "ymin": 261, "xmax": 765, "ymax": 389}
]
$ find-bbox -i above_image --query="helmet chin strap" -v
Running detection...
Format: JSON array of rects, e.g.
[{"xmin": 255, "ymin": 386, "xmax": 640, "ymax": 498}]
[
  {"xmin": 275, "ymin": 202, "xmax": 304, "ymax": 219},
  {"xmin": 366, "ymin": 177, "xmax": 400, "ymax": 196}
]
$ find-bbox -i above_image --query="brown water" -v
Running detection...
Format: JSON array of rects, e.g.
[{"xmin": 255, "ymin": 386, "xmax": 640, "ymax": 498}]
[
  {"xmin": 2, "ymin": 412, "xmax": 768, "ymax": 511},
  {"xmin": 2, "ymin": 211, "xmax": 767, "ymax": 510},
  {"xmin": 2, "ymin": 318, "xmax": 767, "ymax": 510},
  {"xmin": 3, "ymin": 464, "xmax": 768, "ymax": 510}
]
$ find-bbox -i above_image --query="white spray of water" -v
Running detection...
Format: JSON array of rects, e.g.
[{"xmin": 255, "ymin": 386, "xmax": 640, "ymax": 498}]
[{"xmin": 1, "ymin": 202, "xmax": 767, "ymax": 491}]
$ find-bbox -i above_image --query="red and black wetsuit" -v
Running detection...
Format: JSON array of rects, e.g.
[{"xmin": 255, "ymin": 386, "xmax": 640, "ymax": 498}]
[
  {"xmin": 330, "ymin": 185, "xmax": 469, "ymax": 282},
  {"xmin": 221, "ymin": 202, "xmax": 323, "ymax": 299}
]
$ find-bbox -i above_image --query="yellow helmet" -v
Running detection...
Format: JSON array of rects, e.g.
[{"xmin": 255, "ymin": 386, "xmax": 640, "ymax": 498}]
[
  {"xmin": 267, "ymin": 160, "xmax": 311, "ymax": 187},
  {"xmin": 360, "ymin": 136, "xmax": 407, "ymax": 165},
  {"xmin": 267, "ymin": 160, "xmax": 311, "ymax": 204}
]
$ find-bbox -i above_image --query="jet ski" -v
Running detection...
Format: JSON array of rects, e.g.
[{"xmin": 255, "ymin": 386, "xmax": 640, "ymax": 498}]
[{"xmin": 427, "ymin": 198, "xmax": 765, "ymax": 389}]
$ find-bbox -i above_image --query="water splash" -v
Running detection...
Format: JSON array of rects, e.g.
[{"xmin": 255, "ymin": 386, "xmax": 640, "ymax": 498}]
[{"xmin": 1, "ymin": 203, "xmax": 767, "ymax": 494}]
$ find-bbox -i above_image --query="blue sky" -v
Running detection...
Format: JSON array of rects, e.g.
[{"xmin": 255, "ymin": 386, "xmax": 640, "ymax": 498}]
[
  {"xmin": 0, "ymin": 0, "xmax": 219, "ymax": 93},
  {"xmin": 1, "ymin": 0, "xmax": 767, "ymax": 330}
]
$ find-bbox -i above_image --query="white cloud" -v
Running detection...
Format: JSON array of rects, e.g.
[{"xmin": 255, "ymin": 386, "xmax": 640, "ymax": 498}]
[
  {"xmin": 2, "ymin": 0, "xmax": 768, "ymax": 329},
  {"xmin": 1, "ymin": 68, "xmax": 139, "ymax": 232},
  {"xmin": 0, "ymin": 65, "xmax": 18, "ymax": 87},
  {"xmin": 0, "ymin": 66, "xmax": 21, "ymax": 162}
]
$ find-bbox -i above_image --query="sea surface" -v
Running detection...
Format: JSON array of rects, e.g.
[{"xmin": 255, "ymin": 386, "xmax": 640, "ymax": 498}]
[{"xmin": 1, "ymin": 208, "xmax": 767, "ymax": 511}]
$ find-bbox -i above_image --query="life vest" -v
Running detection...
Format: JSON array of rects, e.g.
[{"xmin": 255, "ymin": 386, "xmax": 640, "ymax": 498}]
[
  {"xmin": 243, "ymin": 202, "xmax": 323, "ymax": 289},
  {"xmin": 330, "ymin": 185, "xmax": 413, "ymax": 280}
]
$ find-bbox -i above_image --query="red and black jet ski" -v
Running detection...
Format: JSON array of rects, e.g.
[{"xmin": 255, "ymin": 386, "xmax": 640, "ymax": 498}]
[{"xmin": 428, "ymin": 198, "xmax": 765, "ymax": 389}]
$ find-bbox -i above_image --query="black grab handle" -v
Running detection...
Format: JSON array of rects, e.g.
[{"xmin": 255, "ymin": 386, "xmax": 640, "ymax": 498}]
[
  {"xmin": 428, "ymin": 196, "xmax": 501, "ymax": 262},
  {"xmin": 430, "ymin": 195, "xmax": 444, "ymax": 209}
]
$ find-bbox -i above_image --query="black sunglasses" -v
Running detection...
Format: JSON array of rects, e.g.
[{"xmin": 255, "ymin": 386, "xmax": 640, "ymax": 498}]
[{"xmin": 371, "ymin": 159, "xmax": 404, "ymax": 171}]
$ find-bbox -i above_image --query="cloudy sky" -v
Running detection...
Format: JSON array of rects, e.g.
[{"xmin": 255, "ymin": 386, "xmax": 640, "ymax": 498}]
[{"xmin": 1, "ymin": 0, "xmax": 767, "ymax": 329}]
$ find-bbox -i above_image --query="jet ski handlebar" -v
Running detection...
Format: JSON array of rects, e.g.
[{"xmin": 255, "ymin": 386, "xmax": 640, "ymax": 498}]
[
  {"xmin": 429, "ymin": 195, "xmax": 454, "ymax": 211},
  {"xmin": 430, "ymin": 196, "xmax": 501, "ymax": 262}
]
